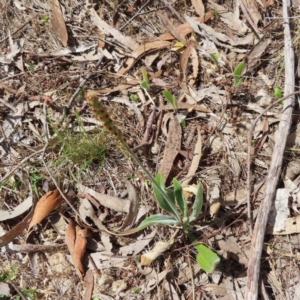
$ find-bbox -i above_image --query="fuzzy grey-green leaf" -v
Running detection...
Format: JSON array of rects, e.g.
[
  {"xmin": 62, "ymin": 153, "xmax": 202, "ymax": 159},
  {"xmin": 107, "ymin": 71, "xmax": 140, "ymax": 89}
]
[{"xmin": 137, "ymin": 214, "xmax": 178, "ymax": 231}]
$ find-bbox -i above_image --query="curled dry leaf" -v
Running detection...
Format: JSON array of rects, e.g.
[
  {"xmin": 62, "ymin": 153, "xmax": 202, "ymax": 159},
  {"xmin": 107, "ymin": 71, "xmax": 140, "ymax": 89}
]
[
  {"xmin": 28, "ymin": 190, "xmax": 63, "ymax": 232},
  {"xmin": 179, "ymin": 45, "xmax": 199, "ymax": 93},
  {"xmin": 65, "ymin": 220, "xmax": 89, "ymax": 280}
]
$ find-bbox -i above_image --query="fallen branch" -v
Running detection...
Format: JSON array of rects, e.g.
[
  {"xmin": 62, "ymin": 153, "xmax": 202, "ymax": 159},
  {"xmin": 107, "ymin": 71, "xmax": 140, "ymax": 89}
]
[{"xmin": 245, "ymin": 1, "xmax": 295, "ymax": 299}]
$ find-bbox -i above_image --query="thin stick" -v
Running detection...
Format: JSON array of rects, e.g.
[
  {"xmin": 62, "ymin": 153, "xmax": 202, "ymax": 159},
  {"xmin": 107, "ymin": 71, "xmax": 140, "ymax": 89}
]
[
  {"xmin": 245, "ymin": 2, "xmax": 295, "ymax": 299},
  {"xmin": 66, "ymin": 55, "xmax": 104, "ymax": 112},
  {"xmin": 119, "ymin": 0, "xmax": 151, "ymax": 31},
  {"xmin": 0, "ymin": 18, "xmax": 32, "ymax": 44},
  {"xmin": 0, "ymin": 98, "xmax": 17, "ymax": 112}
]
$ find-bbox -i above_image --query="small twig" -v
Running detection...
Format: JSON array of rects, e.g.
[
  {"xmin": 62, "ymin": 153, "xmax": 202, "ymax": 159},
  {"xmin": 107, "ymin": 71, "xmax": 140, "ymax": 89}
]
[
  {"xmin": 9, "ymin": 282, "xmax": 26, "ymax": 300},
  {"xmin": 0, "ymin": 82, "xmax": 17, "ymax": 94},
  {"xmin": 66, "ymin": 54, "xmax": 104, "ymax": 112},
  {"xmin": 0, "ymin": 18, "xmax": 32, "ymax": 44},
  {"xmin": 161, "ymin": 0, "xmax": 185, "ymax": 23},
  {"xmin": 119, "ymin": 0, "xmax": 151, "ymax": 31},
  {"xmin": 0, "ymin": 98, "xmax": 17, "ymax": 112},
  {"xmin": 0, "ymin": 150, "xmax": 44, "ymax": 184}
]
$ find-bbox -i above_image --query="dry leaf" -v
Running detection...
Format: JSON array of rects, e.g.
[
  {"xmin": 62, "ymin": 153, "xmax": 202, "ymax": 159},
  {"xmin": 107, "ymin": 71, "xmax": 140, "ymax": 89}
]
[
  {"xmin": 28, "ymin": 190, "xmax": 63, "ymax": 231},
  {"xmin": 182, "ymin": 125, "xmax": 202, "ymax": 186},
  {"xmin": 50, "ymin": 0, "xmax": 68, "ymax": 46},
  {"xmin": 141, "ymin": 241, "xmax": 173, "ymax": 266},
  {"xmin": 0, "ymin": 210, "xmax": 33, "ymax": 247},
  {"xmin": 65, "ymin": 220, "xmax": 88, "ymax": 280},
  {"xmin": 83, "ymin": 270, "xmax": 94, "ymax": 300},
  {"xmin": 118, "ymin": 40, "xmax": 172, "ymax": 75},
  {"xmin": 0, "ymin": 196, "xmax": 32, "ymax": 221},
  {"xmin": 192, "ymin": 0, "xmax": 205, "ymax": 18},
  {"xmin": 179, "ymin": 45, "xmax": 199, "ymax": 92},
  {"xmin": 90, "ymin": 8, "xmax": 138, "ymax": 51},
  {"xmin": 271, "ymin": 215, "xmax": 300, "ymax": 235},
  {"xmin": 158, "ymin": 115, "xmax": 182, "ymax": 182},
  {"xmin": 160, "ymin": 102, "xmax": 210, "ymax": 113}
]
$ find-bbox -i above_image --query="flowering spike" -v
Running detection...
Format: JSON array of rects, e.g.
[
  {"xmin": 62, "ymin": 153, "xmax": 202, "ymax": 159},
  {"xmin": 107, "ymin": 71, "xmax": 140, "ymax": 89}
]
[{"xmin": 86, "ymin": 91, "xmax": 124, "ymax": 143}]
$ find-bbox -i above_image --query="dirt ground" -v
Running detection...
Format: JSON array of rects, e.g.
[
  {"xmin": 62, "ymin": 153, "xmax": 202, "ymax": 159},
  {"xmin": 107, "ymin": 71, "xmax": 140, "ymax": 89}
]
[{"xmin": 1, "ymin": 0, "xmax": 300, "ymax": 299}]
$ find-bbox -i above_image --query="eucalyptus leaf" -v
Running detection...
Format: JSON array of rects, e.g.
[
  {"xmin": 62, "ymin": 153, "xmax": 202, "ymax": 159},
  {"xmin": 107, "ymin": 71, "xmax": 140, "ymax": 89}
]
[
  {"xmin": 137, "ymin": 214, "xmax": 178, "ymax": 231},
  {"xmin": 173, "ymin": 178, "xmax": 187, "ymax": 218},
  {"xmin": 194, "ymin": 243, "xmax": 220, "ymax": 273},
  {"xmin": 188, "ymin": 183, "xmax": 203, "ymax": 222}
]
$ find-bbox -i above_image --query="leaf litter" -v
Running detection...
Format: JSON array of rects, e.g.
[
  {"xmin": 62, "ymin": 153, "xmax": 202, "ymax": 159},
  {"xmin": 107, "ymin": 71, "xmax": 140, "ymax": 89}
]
[{"xmin": 0, "ymin": 0, "xmax": 299, "ymax": 299}]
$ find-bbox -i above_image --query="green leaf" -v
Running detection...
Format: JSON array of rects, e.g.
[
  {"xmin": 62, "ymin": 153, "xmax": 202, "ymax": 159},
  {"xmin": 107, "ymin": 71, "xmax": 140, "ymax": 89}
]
[
  {"xmin": 140, "ymin": 80, "xmax": 150, "ymax": 91},
  {"xmin": 141, "ymin": 67, "xmax": 149, "ymax": 83},
  {"xmin": 194, "ymin": 243, "xmax": 220, "ymax": 273},
  {"xmin": 233, "ymin": 62, "xmax": 245, "ymax": 88},
  {"xmin": 188, "ymin": 183, "xmax": 203, "ymax": 222},
  {"xmin": 163, "ymin": 90, "xmax": 178, "ymax": 110},
  {"xmin": 153, "ymin": 173, "xmax": 181, "ymax": 220},
  {"xmin": 130, "ymin": 94, "xmax": 137, "ymax": 101},
  {"xmin": 274, "ymin": 87, "xmax": 282, "ymax": 99},
  {"xmin": 209, "ymin": 53, "xmax": 219, "ymax": 69},
  {"xmin": 173, "ymin": 178, "xmax": 187, "ymax": 217},
  {"xmin": 137, "ymin": 214, "xmax": 178, "ymax": 231}
]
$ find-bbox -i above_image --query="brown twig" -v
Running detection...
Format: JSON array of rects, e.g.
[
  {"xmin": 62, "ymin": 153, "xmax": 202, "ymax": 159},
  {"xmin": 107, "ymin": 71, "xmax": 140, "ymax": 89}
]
[
  {"xmin": 0, "ymin": 98, "xmax": 17, "ymax": 112},
  {"xmin": 0, "ymin": 18, "xmax": 32, "ymax": 44},
  {"xmin": 245, "ymin": 2, "xmax": 295, "ymax": 298},
  {"xmin": 66, "ymin": 54, "xmax": 104, "ymax": 113},
  {"xmin": 119, "ymin": 0, "xmax": 151, "ymax": 31}
]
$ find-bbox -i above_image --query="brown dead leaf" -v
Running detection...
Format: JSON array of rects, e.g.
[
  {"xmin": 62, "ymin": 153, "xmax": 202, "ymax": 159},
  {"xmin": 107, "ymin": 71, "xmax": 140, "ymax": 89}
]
[
  {"xmin": 0, "ymin": 210, "xmax": 33, "ymax": 247},
  {"xmin": 118, "ymin": 40, "xmax": 172, "ymax": 75},
  {"xmin": 192, "ymin": 0, "xmax": 205, "ymax": 18},
  {"xmin": 90, "ymin": 8, "xmax": 138, "ymax": 51},
  {"xmin": 50, "ymin": 0, "xmax": 68, "ymax": 46},
  {"xmin": 65, "ymin": 220, "xmax": 89, "ymax": 280},
  {"xmin": 160, "ymin": 102, "xmax": 210, "ymax": 113},
  {"xmin": 182, "ymin": 125, "xmax": 202, "ymax": 186},
  {"xmin": 83, "ymin": 270, "xmax": 94, "ymax": 300},
  {"xmin": 28, "ymin": 190, "xmax": 63, "ymax": 232},
  {"xmin": 240, "ymin": 0, "xmax": 261, "ymax": 36},
  {"xmin": 179, "ymin": 45, "xmax": 199, "ymax": 92},
  {"xmin": 158, "ymin": 115, "xmax": 182, "ymax": 182}
]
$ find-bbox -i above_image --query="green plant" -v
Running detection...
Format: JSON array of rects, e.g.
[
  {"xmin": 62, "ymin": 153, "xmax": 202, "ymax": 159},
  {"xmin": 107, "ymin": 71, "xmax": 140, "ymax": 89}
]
[
  {"xmin": 29, "ymin": 169, "xmax": 43, "ymax": 198},
  {"xmin": 140, "ymin": 67, "xmax": 150, "ymax": 91},
  {"xmin": 274, "ymin": 87, "xmax": 283, "ymax": 99},
  {"xmin": 86, "ymin": 91, "xmax": 220, "ymax": 273},
  {"xmin": 163, "ymin": 90, "xmax": 178, "ymax": 112},
  {"xmin": 233, "ymin": 62, "xmax": 245, "ymax": 88},
  {"xmin": 137, "ymin": 173, "xmax": 220, "ymax": 273},
  {"xmin": 50, "ymin": 115, "xmax": 108, "ymax": 179},
  {"xmin": 209, "ymin": 53, "xmax": 220, "ymax": 69},
  {"xmin": 133, "ymin": 287, "xmax": 141, "ymax": 293},
  {"xmin": 28, "ymin": 64, "xmax": 35, "ymax": 72},
  {"xmin": 41, "ymin": 15, "xmax": 49, "ymax": 25}
]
